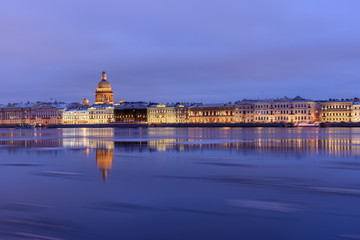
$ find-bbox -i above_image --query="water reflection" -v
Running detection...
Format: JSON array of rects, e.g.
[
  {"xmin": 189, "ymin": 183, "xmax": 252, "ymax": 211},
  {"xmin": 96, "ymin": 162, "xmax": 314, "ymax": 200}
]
[
  {"xmin": 2, "ymin": 128, "xmax": 360, "ymax": 239},
  {"xmin": 1, "ymin": 128, "xmax": 360, "ymax": 181},
  {"xmin": 96, "ymin": 149, "xmax": 113, "ymax": 181}
]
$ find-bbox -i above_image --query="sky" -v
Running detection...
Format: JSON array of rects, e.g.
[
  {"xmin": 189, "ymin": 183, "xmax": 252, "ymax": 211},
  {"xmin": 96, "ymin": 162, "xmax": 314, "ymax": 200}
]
[{"xmin": 1, "ymin": 0, "xmax": 360, "ymax": 104}]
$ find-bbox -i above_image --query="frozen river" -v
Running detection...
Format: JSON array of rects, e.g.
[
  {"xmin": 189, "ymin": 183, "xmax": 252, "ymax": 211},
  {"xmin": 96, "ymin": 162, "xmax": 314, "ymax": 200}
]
[{"xmin": 1, "ymin": 127, "xmax": 360, "ymax": 240}]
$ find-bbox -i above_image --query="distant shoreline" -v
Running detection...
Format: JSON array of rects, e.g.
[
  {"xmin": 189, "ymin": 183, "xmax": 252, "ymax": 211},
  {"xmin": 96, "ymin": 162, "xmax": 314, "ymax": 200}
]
[{"xmin": 1, "ymin": 122, "xmax": 360, "ymax": 128}]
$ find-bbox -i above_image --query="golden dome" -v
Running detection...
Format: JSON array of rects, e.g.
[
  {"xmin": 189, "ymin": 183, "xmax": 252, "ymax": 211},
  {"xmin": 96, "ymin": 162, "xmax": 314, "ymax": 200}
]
[
  {"xmin": 97, "ymin": 80, "xmax": 111, "ymax": 89},
  {"xmin": 95, "ymin": 71, "xmax": 114, "ymax": 105},
  {"xmin": 82, "ymin": 97, "xmax": 89, "ymax": 106},
  {"xmin": 96, "ymin": 71, "xmax": 112, "ymax": 91}
]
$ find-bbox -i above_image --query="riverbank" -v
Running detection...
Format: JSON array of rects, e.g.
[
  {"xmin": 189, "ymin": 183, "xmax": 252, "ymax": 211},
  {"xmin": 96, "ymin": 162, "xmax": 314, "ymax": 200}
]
[
  {"xmin": 1, "ymin": 122, "xmax": 360, "ymax": 128},
  {"xmin": 45, "ymin": 123, "xmax": 290, "ymax": 128}
]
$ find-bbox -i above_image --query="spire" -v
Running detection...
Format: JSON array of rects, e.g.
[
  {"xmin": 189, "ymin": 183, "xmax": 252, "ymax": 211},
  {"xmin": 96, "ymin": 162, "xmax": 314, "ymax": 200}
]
[{"xmin": 101, "ymin": 71, "xmax": 107, "ymax": 81}]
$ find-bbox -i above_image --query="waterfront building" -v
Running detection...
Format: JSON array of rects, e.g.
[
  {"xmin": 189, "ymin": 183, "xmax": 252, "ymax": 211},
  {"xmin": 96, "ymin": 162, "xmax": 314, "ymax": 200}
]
[
  {"xmin": 0, "ymin": 103, "xmax": 33, "ymax": 125},
  {"xmin": 234, "ymin": 101, "xmax": 255, "ymax": 123},
  {"xmin": 189, "ymin": 103, "xmax": 235, "ymax": 123},
  {"xmin": 352, "ymin": 102, "xmax": 360, "ymax": 122},
  {"xmin": 114, "ymin": 102, "xmax": 149, "ymax": 122},
  {"xmin": 88, "ymin": 104, "xmax": 115, "ymax": 124},
  {"xmin": 147, "ymin": 103, "xmax": 190, "ymax": 124},
  {"xmin": 95, "ymin": 72, "xmax": 114, "ymax": 105},
  {"xmin": 30, "ymin": 102, "xmax": 67, "ymax": 125},
  {"xmin": 321, "ymin": 99, "xmax": 353, "ymax": 123},
  {"xmin": 253, "ymin": 96, "xmax": 320, "ymax": 123},
  {"xmin": 63, "ymin": 106, "xmax": 90, "ymax": 124}
]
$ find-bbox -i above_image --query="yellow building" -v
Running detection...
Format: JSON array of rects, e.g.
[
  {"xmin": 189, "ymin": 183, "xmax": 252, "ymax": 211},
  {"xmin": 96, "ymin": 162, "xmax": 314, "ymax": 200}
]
[
  {"xmin": 321, "ymin": 99, "xmax": 353, "ymax": 122},
  {"xmin": 95, "ymin": 72, "xmax": 114, "ymax": 105},
  {"xmin": 88, "ymin": 105, "xmax": 115, "ymax": 124},
  {"xmin": 189, "ymin": 104, "xmax": 235, "ymax": 123},
  {"xmin": 147, "ymin": 104, "xmax": 189, "ymax": 123},
  {"xmin": 0, "ymin": 103, "xmax": 33, "ymax": 125}
]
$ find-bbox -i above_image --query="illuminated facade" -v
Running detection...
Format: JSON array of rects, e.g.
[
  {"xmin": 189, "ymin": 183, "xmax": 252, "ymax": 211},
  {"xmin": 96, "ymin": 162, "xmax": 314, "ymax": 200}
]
[
  {"xmin": 30, "ymin": 103, "xmax": 67, "ymax": 125},
  {"xmin": 147, "ymin": 104, "xmax": 189, "ymax": 123},
  {"xmin": 352, "ymin": 102, "xmax": 360, "ymax": 122},
  {"xmin": 321, "ymin": 99, "xmax": 353, "ymax": 123},
  {"xmin": 253, "ymin": 97, "xmax": 320, "ymax": 123},
  {"xmin": 189, "ymin": 104, "xmax": 235, "ymax": 123},
  {"xmin": 234, "ymin": 102, "xmax": 255, "ymax": 123},
  {"xmin": 95, "ymin": 72, "xmax": 114, "ymax": 105},
  {"xmin": 0, "ymin": 103, "xmax": 33, "ymax": 125},
  {"xmin": 88, "ymin": 105, "xmax": 115, "ymax": 124},
  {"xmin": 63, "ymin": 107, "xmax": 89, "ymax": 124}
]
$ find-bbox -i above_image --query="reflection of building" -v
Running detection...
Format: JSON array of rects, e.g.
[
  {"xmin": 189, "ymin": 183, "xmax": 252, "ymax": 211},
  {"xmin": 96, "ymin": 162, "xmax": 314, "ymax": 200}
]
[
  {"xmin": 96, "ymin": 149, "xmax": 113, "ymax": 181},
  {"xmin": 189, "ymin": 103, "xmax": 235, "ymax": 123},
  {"xmin": 95, "ymin": 72, "xmax": 114, "ymax": 105},
  {"xmin": 321, "ymin": 99, "xmax": 353, "ymax": 123},
  {"xmin": 254, "ymin": 97, "xmax": 320, "ymax": 123},
  {"xmin": 147, "ymin": 103, "xmax": 189, "ymax": 123},
  {"xmin": 88, "ymin": 105, "xmax": 115, "ymax": 124}
]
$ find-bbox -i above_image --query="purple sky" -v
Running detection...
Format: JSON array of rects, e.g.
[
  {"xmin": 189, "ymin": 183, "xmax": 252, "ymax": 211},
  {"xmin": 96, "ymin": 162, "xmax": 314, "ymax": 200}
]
[{"xmin": 1, "ymin": 0, "xmax": 360, "ymax": 104}]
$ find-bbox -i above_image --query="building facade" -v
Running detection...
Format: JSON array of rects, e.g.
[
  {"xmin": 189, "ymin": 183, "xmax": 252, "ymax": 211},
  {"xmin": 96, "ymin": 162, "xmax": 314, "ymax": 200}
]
[
  {"xmin": 352, "ymin": 102, "xmax": 360, "ymax": 122},
  {"xmin": 252, "ymin": 97, "xmax": 320, "ymax": 124},
  {"xmin": 147, "ymin": 104, "xmax": 189, "ymax": 124},
  {"xmin": 0, "ymin": 103, "xmax": 33, "ymax": 125},
  {"xmin": 114, "ymin": 102, "xmax": 149, "ymax": 122},
  {"xmin": 234, "ymin": 102, "xmax": 255, "ymax": 123},
  {"xmin": 321, "ymin": 99, "xmax": 353, "ymax": 123},
  {"xmin": 88, "ymin": 105, "xmax": 115, "ymax": 124},
  {"xmin": 63, "ymin": 107, "xmax": 89, "ymax": 124},
  {"xmin": 30, "ymin": 103, "xmax": 67, "ymax": 125},
  {"xmin": 189, "ymin": 104, "xmax": 235, "ymax": 123}
]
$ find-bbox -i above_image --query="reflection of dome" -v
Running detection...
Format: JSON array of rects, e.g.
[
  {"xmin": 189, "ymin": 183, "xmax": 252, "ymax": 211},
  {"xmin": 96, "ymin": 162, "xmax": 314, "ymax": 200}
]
[{"xmin": 96, "ymin": 149, "xmax": 113, "ymax": 182}]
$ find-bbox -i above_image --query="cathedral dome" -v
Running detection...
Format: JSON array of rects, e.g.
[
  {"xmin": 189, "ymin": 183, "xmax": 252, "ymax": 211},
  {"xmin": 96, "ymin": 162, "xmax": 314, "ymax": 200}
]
[
  {"xmin": 97, "ymin": 80, "xmax": 111, "ymax": 89},
  {"xmin": 95, "ymin": 71, "xmax": 114, "ymax": 105},
  {"xmin": 96, "ymin": 71, "xmax": 112, "ymax": 90}
]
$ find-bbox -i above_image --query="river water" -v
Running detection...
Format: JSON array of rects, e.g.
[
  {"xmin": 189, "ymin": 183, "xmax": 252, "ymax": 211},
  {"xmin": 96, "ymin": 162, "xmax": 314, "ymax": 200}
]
[{"xmin": 1, "ymin": 127, "xmax": 360, "ymax": 240}]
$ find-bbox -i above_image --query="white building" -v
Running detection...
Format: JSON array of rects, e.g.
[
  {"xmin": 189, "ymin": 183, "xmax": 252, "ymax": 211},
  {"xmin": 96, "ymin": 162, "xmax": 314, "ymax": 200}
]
[
  {"xmin": 63, "ymin": 106, "xmax": 90, "ymax": 124},
  {"xmin": 88, "ymin": 104, "xmax": 115, "ymax": 124},
  {"xmin": 253, "ymin": 96, "xmax": 320, "ymax": 124}
]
